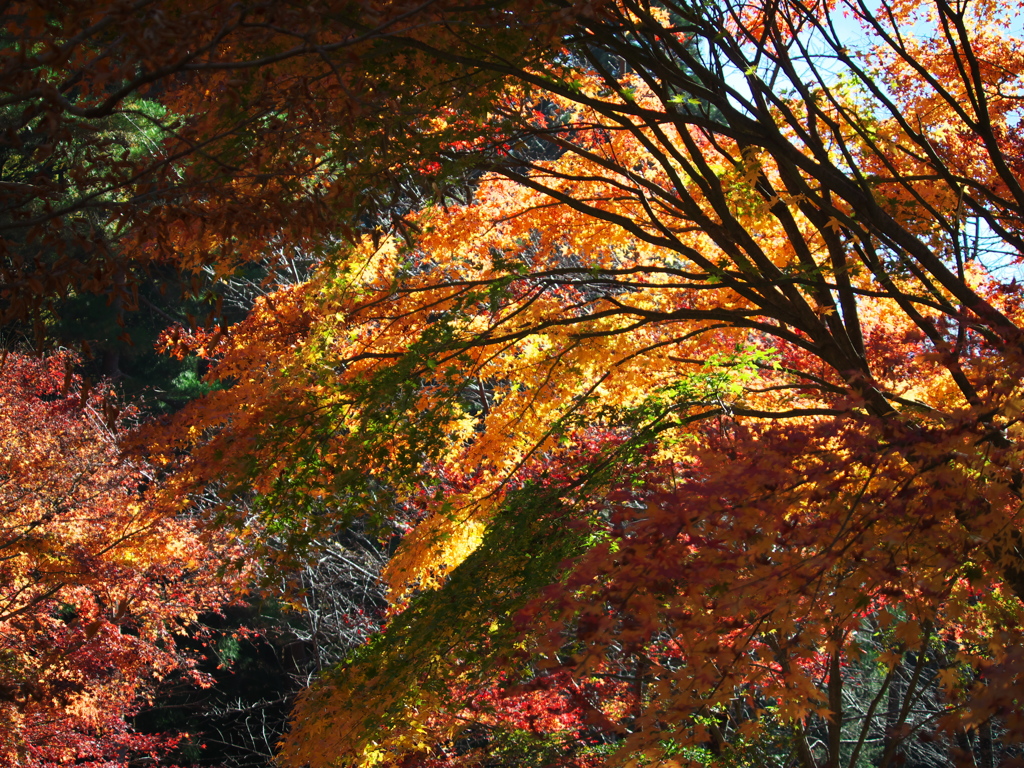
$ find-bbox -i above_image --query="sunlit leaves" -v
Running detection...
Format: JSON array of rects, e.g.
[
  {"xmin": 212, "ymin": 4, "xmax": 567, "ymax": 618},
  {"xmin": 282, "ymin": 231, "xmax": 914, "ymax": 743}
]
[
  {"xmin": 0, "ymin": 352, "xmax": 237, "ymax": 766},
  {"xmin": 122, "ymin": 0, "xmax": 1024, "ymax": 765}
]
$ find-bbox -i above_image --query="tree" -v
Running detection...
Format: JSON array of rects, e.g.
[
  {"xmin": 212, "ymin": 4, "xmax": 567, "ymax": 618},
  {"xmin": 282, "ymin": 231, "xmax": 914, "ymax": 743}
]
[
  {"xmin": 0, "ymin": 0, "xmax": 576, "ymax": 344},
  {"xmin": 0, "ymin": 351, "xmax": 239, "ymax": 766},
  {"xmin": 132, "ymin": 0, "xmax": 1024, "ymax": 764}
]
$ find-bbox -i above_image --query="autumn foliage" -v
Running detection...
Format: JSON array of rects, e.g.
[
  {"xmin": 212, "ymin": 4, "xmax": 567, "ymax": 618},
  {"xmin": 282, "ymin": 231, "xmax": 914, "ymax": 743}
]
[
  {"xmin": 0, "ymin": 0, "xmax": 574, "ymax": 337},
  {"xmin": 0, "ymin": 352, "xmax": 236, "ymax": 766},
  {"xmin": 6, "ymin": 0, "xmax": 1024, "ymax": 765}
]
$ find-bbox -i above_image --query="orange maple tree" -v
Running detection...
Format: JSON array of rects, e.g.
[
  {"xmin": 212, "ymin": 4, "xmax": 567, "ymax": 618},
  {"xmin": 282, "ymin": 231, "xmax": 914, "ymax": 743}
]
[
  {"xmin": 114, "ymin": 0, "xmax": 1024, "ymax": 764},
  {"xmin": 0, "ymin": 351, "xmax": 240, "ymax": 766}
]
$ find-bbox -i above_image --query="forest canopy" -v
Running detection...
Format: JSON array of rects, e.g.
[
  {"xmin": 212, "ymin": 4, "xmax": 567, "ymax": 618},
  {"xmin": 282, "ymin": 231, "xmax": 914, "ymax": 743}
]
[{"xmin": 3, "ymin": 0, "xmax": 1024, "ymax": 766}]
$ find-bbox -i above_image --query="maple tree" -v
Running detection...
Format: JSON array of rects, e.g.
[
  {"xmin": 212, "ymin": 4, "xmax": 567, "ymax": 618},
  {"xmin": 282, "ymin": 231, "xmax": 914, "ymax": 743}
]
[
  {"xmin": 0, "ymin": 350, "xmax": 240, "ymax": 767},
  {"xmin": 138, "ymin": 0, "xmax": 1024, "ymax": 765},
  {"xmin": 48, "ymin": 0, "xmax": 1024, "ymax": 764}
]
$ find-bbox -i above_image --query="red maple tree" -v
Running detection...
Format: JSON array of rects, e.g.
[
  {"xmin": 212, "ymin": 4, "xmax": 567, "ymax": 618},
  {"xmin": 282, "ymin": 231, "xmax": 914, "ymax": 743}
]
[{"xmin": 0, "ymin": 351, "xmax": 239, "ymax": 767}]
